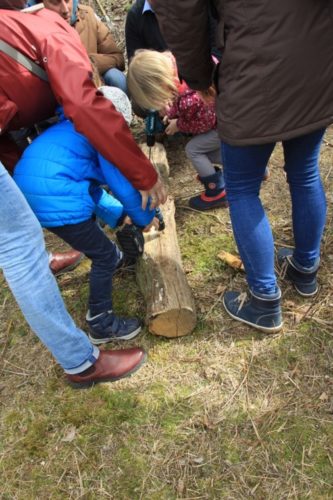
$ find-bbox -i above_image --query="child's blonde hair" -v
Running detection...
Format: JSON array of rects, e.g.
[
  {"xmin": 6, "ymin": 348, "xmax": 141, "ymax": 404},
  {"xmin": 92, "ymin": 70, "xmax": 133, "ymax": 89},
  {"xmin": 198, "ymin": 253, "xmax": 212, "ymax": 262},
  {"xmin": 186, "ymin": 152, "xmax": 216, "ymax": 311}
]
[{"xmin": 127, "ymin": 50, "xmax": 178, "ymax": 111}]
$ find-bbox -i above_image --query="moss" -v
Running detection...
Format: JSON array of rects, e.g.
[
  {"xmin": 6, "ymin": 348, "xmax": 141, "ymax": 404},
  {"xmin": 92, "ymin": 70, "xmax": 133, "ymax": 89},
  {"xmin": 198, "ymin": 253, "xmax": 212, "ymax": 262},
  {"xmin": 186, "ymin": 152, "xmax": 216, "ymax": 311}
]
[{"xmin": 178, "ymin": 213, "xmax": 236, "ymax": 277}]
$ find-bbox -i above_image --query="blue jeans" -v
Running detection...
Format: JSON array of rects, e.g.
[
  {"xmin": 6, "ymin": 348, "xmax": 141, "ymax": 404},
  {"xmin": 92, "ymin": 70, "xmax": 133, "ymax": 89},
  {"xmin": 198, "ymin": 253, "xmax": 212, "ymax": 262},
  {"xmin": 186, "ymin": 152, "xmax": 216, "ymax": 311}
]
[
  {"xmin": 0, "ymin": 163, "xmax": 99, "ymax": 374},
  {"xmin": 103, "ymin": 68, "xmax": 128, "ymax": 95},
  {"xmin": 221, "ymin": 128, "xmax": 327, "ymax": 295},
  {"xmin": 50, "ymin": 219, "xmax": 122, "ymax": 316}
]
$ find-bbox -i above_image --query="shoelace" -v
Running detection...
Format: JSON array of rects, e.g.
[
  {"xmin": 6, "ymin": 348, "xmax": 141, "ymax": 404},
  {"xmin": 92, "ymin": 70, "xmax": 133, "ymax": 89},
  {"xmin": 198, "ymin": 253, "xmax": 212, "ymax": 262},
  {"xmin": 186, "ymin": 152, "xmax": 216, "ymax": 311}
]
[
  {"xmin": 235, "ymin": 292, "xmax": 248, "ymax": 313},
  {"xmin": 278, "ymin": 258, "xmax": 289, "ymax": 279}
]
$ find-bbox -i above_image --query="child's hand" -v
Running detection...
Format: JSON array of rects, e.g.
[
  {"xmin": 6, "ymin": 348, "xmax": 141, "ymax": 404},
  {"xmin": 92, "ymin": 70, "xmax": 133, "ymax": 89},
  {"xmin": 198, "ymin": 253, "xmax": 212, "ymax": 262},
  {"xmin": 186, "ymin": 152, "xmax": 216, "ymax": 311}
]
[
  {"xmin": 140, "ymin": 176, "xmax": 167, "ymax": 210},
  {"xmin": 165, "ymin": 118, "xmax": 179, "ymax": 135},
  {"xmin": 123, "ymin": 216, "xmax": 132, "ymax": 225},
  {"xmin": 143, "ymin": 217, "xmax": 160, "ymax": 232}
]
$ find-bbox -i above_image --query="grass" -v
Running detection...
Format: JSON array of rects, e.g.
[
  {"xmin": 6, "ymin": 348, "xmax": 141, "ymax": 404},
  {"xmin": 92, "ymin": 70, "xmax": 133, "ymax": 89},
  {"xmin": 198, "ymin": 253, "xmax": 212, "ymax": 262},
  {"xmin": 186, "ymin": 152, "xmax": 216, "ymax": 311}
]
[
  {"xmin": 1, "ymin": 29, "xmax": 333, "ymax": 500},
  {"xmin": 1, "ymin": 214, "xmax": 333, "ymax": 499}
]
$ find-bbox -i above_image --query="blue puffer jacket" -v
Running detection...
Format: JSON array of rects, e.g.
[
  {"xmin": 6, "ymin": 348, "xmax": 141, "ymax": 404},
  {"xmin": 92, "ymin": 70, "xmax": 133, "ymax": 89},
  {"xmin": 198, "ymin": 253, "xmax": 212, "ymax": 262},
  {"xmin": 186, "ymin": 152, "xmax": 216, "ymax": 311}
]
[{"xmin": 14, "ymin": 117, "xmax": 155, "ymax": 228}]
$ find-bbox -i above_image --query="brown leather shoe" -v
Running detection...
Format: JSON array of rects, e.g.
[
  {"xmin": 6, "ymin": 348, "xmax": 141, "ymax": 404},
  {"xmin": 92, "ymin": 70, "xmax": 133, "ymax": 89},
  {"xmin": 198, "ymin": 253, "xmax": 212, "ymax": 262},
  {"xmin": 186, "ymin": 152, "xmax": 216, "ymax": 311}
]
[
  {"xmin": 66, "ymin": 347, "xmax": 147, "ymax": 388},
  {"xmin": 49, "ymin": 250, "xmax": 83, "ymax": 276}
]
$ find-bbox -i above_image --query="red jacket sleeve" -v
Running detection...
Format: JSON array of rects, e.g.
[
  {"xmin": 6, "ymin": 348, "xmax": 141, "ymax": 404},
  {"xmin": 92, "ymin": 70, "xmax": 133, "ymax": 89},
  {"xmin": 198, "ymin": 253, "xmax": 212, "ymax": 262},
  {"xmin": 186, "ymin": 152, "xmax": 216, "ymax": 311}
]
[
  {"xmin": 41, "ymin": 32, "xmax": 157, "ymax": 191},
  {"xmin": 0, "ymin": 133, "xmax": 23, "ymax": 174}
]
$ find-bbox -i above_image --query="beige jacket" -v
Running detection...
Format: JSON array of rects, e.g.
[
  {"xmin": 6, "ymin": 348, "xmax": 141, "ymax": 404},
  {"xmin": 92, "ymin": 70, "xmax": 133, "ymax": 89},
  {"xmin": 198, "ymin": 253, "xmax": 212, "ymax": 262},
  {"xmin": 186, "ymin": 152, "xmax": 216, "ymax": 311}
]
[{"xmin": 75, "ymin": 5, "xmax": 125, "ymax": 76}]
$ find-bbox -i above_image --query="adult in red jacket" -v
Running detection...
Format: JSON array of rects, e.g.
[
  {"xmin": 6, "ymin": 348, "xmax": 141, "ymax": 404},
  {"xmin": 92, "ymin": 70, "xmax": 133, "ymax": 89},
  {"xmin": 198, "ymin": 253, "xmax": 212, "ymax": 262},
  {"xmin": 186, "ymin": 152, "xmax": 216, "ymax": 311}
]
[
  {"xmin": 0, "ymin": 6, "xmax": 166, "ymax": 205},
  {"xmin": 0, "ymin": 3, "xmax": 165, "ymax": 388}
]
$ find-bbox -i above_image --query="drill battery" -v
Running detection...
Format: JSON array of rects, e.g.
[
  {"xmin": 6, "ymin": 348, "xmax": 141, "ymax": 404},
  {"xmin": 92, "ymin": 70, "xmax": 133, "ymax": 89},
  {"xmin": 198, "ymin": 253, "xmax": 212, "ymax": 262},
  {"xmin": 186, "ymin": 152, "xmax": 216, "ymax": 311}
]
[{"xmin": 145, "ymin": 111, "xmax": 166, "ymax": 147}]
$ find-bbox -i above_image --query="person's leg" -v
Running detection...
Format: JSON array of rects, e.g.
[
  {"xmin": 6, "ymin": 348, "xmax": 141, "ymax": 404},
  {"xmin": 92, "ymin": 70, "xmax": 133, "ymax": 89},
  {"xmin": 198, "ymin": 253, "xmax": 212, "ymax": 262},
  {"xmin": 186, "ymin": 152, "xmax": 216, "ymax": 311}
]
[
  {"xmin": 50, "ymin": 219, "xmax": 141, "ymax": 343},
  {"xmin": 185, "ymin": 130, "xmax": 222, "ymax": 177},
  {"xmin": 50, "ymin": 219, "xmax": 121, "ymax": 315},
  {"xmin": 0, "ymin": 163, "xmax": 98, "ymax": 374},
  {"xmin": 283, "ymin": 128, "xmax": 326, "ymax": 267},
  {"xmin": 221, "ymin": 142, "xmax": 282, "ymax": 332},
  {"xmin": 277, "ymin": 128, "xmax": 327, "ymax": 296},
  {"xmin": 186, "ymin": 130, "xmax": 227, "ymax": 210},
  {"xmin": 222, "ymin": 141, "xmax": 276, "ymax": 294},
  {"xmin": 103, "ymin": 68, "xmax": 128, "ymax": 95}
]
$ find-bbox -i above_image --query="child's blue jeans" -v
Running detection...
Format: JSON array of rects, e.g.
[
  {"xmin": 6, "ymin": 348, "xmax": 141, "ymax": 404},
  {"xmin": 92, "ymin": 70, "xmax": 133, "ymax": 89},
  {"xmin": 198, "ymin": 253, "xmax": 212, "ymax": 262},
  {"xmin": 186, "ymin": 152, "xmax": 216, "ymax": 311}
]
[
  {"xmin": 221, "ymin": 128, "xmax": 327, "ymax": 295},
  {"xmin": 50, "ymin": 219, "xmax": 122, "ymax": 316}
]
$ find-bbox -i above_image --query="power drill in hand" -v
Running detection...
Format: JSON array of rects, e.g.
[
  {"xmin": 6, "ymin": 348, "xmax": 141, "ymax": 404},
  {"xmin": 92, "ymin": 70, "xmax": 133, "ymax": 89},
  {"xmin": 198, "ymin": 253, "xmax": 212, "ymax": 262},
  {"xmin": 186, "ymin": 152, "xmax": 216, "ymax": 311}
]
[
  {"xmin": 155, "ymin": 207, "xmax": 165, "ymax": 231},
  {"xmin": 145, "ymin": 111, "xmax": 166, "ymax": 147}
]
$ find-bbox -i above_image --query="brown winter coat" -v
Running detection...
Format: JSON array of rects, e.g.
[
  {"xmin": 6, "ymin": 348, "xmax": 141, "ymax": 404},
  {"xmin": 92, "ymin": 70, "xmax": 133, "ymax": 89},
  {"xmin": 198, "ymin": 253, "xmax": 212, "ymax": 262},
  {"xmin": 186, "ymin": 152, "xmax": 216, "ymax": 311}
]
[
  {"xmin": 151, "ymin": 0, "xmax": 333, "ymax": 145},
  {"xmin": 75, "ymin": 5, "xmax": 125, "ymax": 76}
]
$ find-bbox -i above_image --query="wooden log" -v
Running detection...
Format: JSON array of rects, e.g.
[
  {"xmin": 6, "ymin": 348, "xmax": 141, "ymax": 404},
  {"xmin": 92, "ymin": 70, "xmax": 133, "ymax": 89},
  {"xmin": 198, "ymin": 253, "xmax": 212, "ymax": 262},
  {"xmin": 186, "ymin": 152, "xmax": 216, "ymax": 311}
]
[
  {"xmin": 136, "ymin": 196, "xmax": 196, "ymax": 337},
  {"xmin": 139, "ymin": 142, "xmax": 170, "ymax": 180},
  {"xmin": 136, "ymin": 143, "xmax": 197, "ymax": 337}
]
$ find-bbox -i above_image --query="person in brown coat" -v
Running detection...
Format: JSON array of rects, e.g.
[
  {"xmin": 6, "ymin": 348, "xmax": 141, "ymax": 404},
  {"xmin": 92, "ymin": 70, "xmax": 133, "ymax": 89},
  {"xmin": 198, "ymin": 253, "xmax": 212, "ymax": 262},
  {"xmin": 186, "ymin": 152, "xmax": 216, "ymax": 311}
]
[
  {"xmin": 152, "ymin": 0, "xmax": 333, "ymax": 332},
  {"xmin": 43, "ymin": 0, "xmax": 127, "ymax": 93}
]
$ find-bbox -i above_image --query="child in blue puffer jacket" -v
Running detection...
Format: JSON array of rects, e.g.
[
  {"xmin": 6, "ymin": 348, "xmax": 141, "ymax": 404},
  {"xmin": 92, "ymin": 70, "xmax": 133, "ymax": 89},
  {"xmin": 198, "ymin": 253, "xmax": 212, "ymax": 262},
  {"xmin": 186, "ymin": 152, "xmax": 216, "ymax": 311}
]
[{"xmin": 14, "ymin": 87, "xmax": 157, "ymax": 345}]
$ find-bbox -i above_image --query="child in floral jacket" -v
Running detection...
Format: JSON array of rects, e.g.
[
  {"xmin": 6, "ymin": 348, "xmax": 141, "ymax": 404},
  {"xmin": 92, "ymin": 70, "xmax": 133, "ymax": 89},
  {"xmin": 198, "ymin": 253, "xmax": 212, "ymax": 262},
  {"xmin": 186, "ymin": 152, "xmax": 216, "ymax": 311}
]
[{"xmin": 128, "ymin": 49, "xmax": 228, "ymax": 210}]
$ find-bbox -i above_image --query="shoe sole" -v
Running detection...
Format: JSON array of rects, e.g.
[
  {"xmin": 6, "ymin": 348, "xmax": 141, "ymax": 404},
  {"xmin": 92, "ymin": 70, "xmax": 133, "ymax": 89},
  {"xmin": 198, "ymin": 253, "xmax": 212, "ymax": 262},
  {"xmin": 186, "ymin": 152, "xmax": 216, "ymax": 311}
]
[
  {"xmin": 294, "ymin": 284, "xmax": 318, "ymax": 298},
  {"xmin": 88, "ymin": 325, "xmax": 142, "ymax": 345},
  {"xmin": 189, "ymin": 202, "xmax": 229, "ymax": 211},
  {"xmin": 223, "ymin": 297, "xmax": 283, "ymax": 334},
  {"xmin": 67, "ymin": 351, "xmax": 147, "ymax": 389}
]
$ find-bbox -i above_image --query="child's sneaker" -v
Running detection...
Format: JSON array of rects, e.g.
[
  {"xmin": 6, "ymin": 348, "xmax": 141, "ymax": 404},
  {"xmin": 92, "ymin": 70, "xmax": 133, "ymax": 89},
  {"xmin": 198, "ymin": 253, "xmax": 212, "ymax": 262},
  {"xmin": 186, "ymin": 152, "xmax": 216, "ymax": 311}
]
[
  {"xmin": 223, "ymin": 288, "xmax": 283, "ymax": 333},
  {"xmin": 86, "ymin": 310, "xmax": 141, "ymax": 344},
  {"xmin": 277, "ymin": 248, "xmax": 319, "ymax": 297}
]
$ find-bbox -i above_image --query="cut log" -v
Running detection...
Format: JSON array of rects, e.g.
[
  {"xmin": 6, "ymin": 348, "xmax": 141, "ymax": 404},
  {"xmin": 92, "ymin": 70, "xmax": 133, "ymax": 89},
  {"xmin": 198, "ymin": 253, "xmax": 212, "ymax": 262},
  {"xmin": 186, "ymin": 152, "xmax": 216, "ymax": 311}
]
[
  {"xmin": 140, "ymin": 142, "xmax": 170, "ymax": 181},
  {"xmin": 136, "ymin": 196, "xmax": 196, "ymax": 337},
  {"xmin": 136, "ymin": 142, "xmax": 197, "ymax": 337}
]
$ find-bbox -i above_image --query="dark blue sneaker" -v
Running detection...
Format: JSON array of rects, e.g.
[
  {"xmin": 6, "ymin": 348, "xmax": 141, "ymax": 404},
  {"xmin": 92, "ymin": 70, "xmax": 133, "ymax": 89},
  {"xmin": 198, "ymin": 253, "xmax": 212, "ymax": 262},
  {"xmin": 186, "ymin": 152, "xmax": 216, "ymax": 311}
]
[
  {"xmin": 86, "ymin": 310, "xmax": 141, "ymax": 344},
  {"xmin": 277, "ymin": 248, "xmax": 319, "ymax": 297},
  {"xmin": 223, "ymin": 288, "xmax": 283, "ymax": 333}
]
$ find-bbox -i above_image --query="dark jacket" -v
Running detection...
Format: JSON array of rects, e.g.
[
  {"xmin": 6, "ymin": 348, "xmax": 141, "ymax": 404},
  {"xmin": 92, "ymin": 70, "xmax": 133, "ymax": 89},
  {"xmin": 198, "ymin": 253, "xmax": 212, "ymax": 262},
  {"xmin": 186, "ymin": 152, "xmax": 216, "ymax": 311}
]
[
  {"xmin": 125, "ymin": 0, "xmax": 221, "ymax": 61},
  {"xmin": 152, "ymin": 0, "xmax": 333, "ymax": 145},
  {"xmin": 125, "ymin": 0, "xmax": 167, "ymax": 60},
  {"xmin": 0, "ymin": 9, "xmax": 157, "ymax": 189}
]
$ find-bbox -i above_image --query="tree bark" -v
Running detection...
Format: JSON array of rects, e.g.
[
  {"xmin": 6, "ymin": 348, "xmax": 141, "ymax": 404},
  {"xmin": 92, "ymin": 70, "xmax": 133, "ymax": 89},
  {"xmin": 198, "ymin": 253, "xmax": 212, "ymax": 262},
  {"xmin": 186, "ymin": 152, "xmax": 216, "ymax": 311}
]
[{"xmin": 136, "ymin": 143, "xmax": 197, "ymax": 337}]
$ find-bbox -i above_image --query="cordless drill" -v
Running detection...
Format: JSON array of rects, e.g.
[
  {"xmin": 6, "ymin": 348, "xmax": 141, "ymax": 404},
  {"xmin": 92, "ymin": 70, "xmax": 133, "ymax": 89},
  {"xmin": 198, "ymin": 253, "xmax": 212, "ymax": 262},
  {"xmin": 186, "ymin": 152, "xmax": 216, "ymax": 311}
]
[
  {"xmin": 144, "ymin": 111, "xmax": 166, "ymax": 231},
  {"xmin": 145, "ymin": 110, "xmax": 166, "ymax": 147}
]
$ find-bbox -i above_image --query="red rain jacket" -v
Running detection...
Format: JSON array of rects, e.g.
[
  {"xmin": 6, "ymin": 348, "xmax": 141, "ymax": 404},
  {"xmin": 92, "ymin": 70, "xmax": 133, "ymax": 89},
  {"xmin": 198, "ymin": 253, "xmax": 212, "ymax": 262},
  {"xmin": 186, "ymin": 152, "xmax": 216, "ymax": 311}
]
[{"xmin": 0, "ymin": 8, "xmax": 157, "ymax": 189}]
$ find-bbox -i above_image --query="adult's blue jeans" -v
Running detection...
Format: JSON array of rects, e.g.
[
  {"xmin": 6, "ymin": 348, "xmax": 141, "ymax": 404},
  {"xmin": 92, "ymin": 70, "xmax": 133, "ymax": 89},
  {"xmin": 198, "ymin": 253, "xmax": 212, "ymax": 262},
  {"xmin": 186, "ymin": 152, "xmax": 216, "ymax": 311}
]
[
  {"xmin": 103, "ymin": 68, "xmax": 128, "ymax": 95},
  {"xmin": 221, "ymin": 129, "xmax": 327, "ymax": 295},
  {"xmin": 0, "ymin": 163, "xmax": 99, "ymax": 374}
]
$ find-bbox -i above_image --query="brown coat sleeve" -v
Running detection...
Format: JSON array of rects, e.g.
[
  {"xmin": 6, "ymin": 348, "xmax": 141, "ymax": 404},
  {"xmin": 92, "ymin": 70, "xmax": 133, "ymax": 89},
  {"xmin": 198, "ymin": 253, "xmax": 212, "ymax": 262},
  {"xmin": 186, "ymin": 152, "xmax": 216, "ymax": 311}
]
[{"xmin": 151, "ymin": 0, "xmax": 215, "ymax": 90}]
